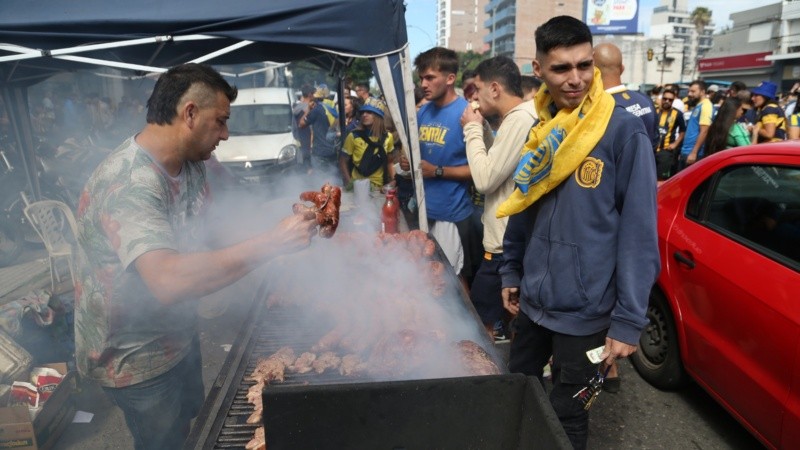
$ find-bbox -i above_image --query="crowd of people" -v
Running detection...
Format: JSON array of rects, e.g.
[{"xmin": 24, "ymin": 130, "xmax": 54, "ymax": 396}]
[
  {"xmin": 647, "ymin": 77, "xmax": 798, "ymax": 182},
  {"xmin": 20, "ymin": 12, "xmax": 796, "ymax": 450}
]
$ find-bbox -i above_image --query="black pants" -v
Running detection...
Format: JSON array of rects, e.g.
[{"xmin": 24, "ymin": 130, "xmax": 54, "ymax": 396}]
[{"xmin": 509, "ymin": 311, "xmax": 606, "ymax": 450}]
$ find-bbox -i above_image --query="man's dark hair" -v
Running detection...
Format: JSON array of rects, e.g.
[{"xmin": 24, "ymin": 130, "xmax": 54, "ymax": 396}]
[
  {"xmin": 474, "ymin": 56, "xmax": 523, "ymax": 98},
  {"xmin": 462, "ymin": 69, "xmax": 476, "ymax": 82},
  {"xmin": 730, "ymin": 81, "xmax": 747, "ymax": 93},
  {"xmin": 301, "ymin": 83, "xmax": 315, "ymax": 97},
  {"xmin": 414, "ymin": 47, "xmax": 459, "ymax": 75},
  {"xmin": 146, "ymin": 63, "xmax": 238, "ymax": 125},
  {"xmin": 535, "ymin": 16, "xmax": 592, "ymax": 55},
  {"xmin": 661, "ymin": 87, "xmax": 677, "ymax": 97},
  {"xmin": 690, "ymin": 79, "xmax": 707, "ymax": 92},
  {"xmin": 521, "ymin": 75, "xmax": 543, "ymax": 93}
]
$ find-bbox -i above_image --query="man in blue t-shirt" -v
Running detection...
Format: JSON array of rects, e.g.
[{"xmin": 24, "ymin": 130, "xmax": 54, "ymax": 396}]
[
  {"xmin": 679, "ymin": 80, "xmax": 713, "ymax": 170},
  {"xmin": 400, "ymin": 47, "xmax": 480, "ymax": 283}
]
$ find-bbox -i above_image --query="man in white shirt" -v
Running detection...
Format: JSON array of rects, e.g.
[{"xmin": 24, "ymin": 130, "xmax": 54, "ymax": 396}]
[{"xmin": 460, "ymin": 55, "xmax": 537, "ymax": 339}]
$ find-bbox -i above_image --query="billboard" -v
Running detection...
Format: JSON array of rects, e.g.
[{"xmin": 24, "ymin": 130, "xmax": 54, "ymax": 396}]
[{"xmin": 585, "ymin": 0, "xmax": 639, "ymax": 35}]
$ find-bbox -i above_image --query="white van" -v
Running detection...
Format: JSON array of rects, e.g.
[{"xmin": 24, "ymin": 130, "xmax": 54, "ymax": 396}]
[{"xmin": 213, "ymin": 87, "xmax": 298, "ymax": 183}]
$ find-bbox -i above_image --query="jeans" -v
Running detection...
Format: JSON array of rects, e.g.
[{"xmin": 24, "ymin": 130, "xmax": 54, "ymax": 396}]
[
  {"xmin": 509, "ymin": 312, "xmax": 606, "ymax": 450},
  {"xmin": 102, "ymin": 336, "xmax": 204, "ymax": 450}
]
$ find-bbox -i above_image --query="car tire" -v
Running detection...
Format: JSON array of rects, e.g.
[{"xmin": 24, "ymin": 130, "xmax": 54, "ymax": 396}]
[{"xmin": 631, "ymin": 289, "xmax": 689, "ymax": 390}]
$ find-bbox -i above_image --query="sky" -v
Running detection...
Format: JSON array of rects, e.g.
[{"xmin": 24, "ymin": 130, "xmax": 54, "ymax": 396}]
[{"xmin": 404, "ymin": 0, "xmax": 748, "ymax": 60}]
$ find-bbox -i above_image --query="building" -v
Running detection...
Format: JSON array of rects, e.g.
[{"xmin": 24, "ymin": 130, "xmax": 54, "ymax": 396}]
[
  {"xmin": 595, "ymin": 35, "xmax": 686, "ymax": 89},
  {"xmin": 765, "ymin": 0, "xmax": 800, "ymax": 92},
  {"xmin": 650, "ymin": 0, "xmax": 714, "ymax": 81},
  {"xmin": 700, "ymin": 3, "xmax": 781, "ymax": 88},
  {"xmin": 436, "ymin": 0, "xmax": 491, "ymax": 53},
  {"xmin": 483, "ymin": 0, "xmax": 582, "ymax": 73}
]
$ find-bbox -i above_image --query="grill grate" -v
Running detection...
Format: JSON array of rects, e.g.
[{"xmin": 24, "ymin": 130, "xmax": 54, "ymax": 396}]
[{"xmin": 185, "ymin": 239, "xmax": 499, "ymax": 450}]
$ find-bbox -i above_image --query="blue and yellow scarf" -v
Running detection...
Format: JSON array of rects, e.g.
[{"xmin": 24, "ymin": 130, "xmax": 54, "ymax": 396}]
[{"xmin": 496, "ymin": 67, "xmax": 614, "ymax": 218}]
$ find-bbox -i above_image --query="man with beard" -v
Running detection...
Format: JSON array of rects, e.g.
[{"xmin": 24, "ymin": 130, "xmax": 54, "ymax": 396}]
[
  {"xmin": 498, "ymin": 16, "xmax": 659, "ymax": 449},
  {"xmin": 654, "ymin": 87, "xmax": 686, "ymax": 181},
  {"xmin": 74, "ymin": 63, "xmax": 317, "ymax": 450},
  {"xmin": 679, "ymin": 79, "xmax": 713, "ymax": 169},
  {"xmin": 400, "ymin": 47, "xmax": 481, "ymax": 287}
]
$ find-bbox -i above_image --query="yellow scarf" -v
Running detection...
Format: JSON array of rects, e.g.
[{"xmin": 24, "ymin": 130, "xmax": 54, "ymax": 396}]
[{"xmin": 496, "ymin": 67, "xmax": 614, "ymax": 218}]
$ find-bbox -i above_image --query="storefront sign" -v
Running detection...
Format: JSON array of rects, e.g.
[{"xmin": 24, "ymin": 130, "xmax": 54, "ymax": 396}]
[{"xmin": 698, "ymin": 52, "xmax": 773, "ymax": 73}]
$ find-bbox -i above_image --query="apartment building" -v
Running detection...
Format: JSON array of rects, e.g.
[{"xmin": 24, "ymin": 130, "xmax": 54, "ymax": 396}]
[
  {"xmin": 436, "ymin": 0, "xmax": 491, "ymax": 53},
  {"xmin": 650, "ymin": 0, "xmax": 714, "ymax": 80}
]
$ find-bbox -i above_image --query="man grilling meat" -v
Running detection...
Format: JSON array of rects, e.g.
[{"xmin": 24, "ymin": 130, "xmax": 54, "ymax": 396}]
[{"xmin": 73, "ymin": 63, "xmax": 317, "ymax": 450}]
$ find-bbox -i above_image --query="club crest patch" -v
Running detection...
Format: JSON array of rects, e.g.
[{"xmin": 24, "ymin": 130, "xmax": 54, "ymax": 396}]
[{"xmin": 575, "ymin": 157, "xmax": 603, "ymax": 188}]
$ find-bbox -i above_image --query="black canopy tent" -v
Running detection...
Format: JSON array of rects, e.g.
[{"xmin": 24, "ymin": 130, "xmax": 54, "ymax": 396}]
[{"xmin": 0, "ymin": 0, "xmax": 429, "ymax": 228}]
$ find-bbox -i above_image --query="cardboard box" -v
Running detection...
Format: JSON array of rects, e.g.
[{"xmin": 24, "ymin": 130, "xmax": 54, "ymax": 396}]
[{"xmin": 0, "ymin": 363, "xmax": 75, "ymax": 450}]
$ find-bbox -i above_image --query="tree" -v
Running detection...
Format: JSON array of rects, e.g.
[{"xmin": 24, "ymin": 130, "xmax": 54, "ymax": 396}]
[
  {"xmin": 345, "ymin": 58, "xmax": 373, "ymax": 88},
  {"xmin": 689, "ymin": 7, "xmax": 712, "ymax": 78},
  {"xmin": 457, "ymin": 51, "xmax": 489, "ymax": 87}
]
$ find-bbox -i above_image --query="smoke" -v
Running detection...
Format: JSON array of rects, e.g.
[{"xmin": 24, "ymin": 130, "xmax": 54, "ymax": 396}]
[{"xmin": 211, "ymin": 175, "xmax": 507, "ymax": 382}]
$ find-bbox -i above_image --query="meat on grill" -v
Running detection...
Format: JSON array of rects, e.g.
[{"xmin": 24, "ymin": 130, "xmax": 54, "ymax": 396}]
[
  {"xmin": 248, "ymin": 346, "xmax": 296, "ymax": 383},
  {"xmin": 456, "ymin": 340, "xmax": 501, "ymax": 376},
  {"xmin": 289, "ymin": 352, "xmax": 317, "ymax": 374},
  {"xmin": 312, "ymin": 351, "xmax": 342, "ymax": 374},
  {"xmin": 339, "ymin": 354, "xmax": 367, "ymax": 376},
  {"xmin": 245, "ymin": 426, "xmax": 266, "ymax": 450}
]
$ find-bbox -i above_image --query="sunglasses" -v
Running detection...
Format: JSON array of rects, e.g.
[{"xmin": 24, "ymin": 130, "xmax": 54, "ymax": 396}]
[{"xmin": 662, "ymin": 98, "xmax": 674, "ymax": 102}]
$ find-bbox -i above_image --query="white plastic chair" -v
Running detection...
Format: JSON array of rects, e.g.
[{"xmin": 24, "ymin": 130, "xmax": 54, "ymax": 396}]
[{"xmin": 23, "ymin": 199, "xmax": 79, "ymax": 293}]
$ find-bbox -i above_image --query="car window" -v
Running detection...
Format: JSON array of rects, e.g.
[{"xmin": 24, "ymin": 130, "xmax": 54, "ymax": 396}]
[
  {"xmin": 228, "ymin": 104, "xmax": 292, "ymax": 136},
  {"xmin": 701, "ymin": 164, "xmax": 800, "ymax": 268}
]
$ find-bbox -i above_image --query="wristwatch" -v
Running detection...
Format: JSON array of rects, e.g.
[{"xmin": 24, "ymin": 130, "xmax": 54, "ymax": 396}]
[{"xmin": 434, "ymin": 165, "xmax": 444, "ymax": 178}]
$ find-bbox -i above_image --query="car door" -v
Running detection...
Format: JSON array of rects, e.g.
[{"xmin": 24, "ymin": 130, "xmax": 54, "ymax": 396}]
[{"xmin": 665, "ymin": 154, "xmax": 800, "ymax": 446}]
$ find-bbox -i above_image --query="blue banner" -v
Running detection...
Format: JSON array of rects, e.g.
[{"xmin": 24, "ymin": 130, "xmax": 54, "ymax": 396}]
[{"xmin": 585, "ymin": 0, "xmax": 639, "ymax": 35}]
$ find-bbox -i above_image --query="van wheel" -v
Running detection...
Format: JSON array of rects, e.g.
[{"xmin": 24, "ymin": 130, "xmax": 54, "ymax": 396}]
[{"xmin": 631, "ymin": 290, "xmax": 689, "ymax": 389}]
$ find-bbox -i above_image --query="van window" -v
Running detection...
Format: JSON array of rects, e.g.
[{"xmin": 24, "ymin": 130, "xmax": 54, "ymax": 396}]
[{"xmin": 229, "ymin": 104, "xmax": 292, "ymax": 136}]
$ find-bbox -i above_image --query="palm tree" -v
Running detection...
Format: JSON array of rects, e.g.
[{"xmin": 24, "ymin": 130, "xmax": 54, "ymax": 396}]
[{"xmin": 690, "ymin": 7, "xmax": 712, "ymax": 79}]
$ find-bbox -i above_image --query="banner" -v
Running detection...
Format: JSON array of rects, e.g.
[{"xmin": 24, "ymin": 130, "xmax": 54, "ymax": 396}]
[{"xmin": 585, "ymin": 0, "xmax": 639, "ymax": 35}]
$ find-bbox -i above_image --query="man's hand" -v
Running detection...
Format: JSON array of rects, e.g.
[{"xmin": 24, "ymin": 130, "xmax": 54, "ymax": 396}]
[
  {"xmin": 419, "ymin": 160, "xmax": 436, "ymax": 178},
  {"xmin": 272, "ymin": 213, "xmax": 318, "ymax": 254},
  {"xmin": 460, "ymin": 104, "xmax": 483, "ymax": 127},
  {"xmin": 399, "ymin": 154, "xmax": 411, "ymax": 172},
  {"xmin": 501, "ymin": 287, "xmax": 520, "ymax": 315},
  {"xmin": 686, "ymin": 152, "xmax": 697, "ymax": 165},
  {"xmin": 598, "ymin": 337, "xmax": 638, "ymax": 368}
]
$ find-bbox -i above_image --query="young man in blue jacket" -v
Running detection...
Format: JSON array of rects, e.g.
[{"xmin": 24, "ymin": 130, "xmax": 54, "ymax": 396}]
[{"xmin": 497, "ymin": 16, "xmax": 659, "ymax": 449}]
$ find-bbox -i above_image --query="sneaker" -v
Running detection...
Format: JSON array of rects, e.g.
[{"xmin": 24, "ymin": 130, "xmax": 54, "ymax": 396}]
[{"xmin": 492, "ymin": 320, "xmax": 509, "ymax": 342}]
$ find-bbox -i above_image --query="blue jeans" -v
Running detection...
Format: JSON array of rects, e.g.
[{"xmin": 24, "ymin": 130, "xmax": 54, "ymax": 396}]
[{"xmin": 102, "ymin": 336, "xmax": 204, "ymax": 450}]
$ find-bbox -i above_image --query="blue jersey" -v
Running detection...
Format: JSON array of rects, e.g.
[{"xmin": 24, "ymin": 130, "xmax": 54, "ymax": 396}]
[
  {"xmin": 417, "ymin": 97, "xmax": 473, "ymax": 222},
  {"xmin": 681, "ymin": 98, "xmax": 713, "ymax": 157}
]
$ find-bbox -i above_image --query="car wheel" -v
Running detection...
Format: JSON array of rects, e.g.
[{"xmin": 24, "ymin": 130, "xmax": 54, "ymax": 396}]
[{"xmin": 631, "ymin": 289, "xmax": 689, "ymax": 389}]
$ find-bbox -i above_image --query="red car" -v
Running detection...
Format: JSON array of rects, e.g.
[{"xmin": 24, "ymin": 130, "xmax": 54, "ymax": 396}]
[{"xmin": 631, "ymin": 143, "xmax": 800, "ymax": 450}]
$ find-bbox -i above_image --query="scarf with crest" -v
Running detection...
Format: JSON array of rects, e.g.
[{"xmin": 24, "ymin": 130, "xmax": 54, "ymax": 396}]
[{"xmin": 496, "ymin": 67, "xmax": 614, "ymax": 218}]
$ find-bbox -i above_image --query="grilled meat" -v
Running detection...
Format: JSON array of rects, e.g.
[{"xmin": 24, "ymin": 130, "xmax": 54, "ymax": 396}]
[
  {"xmin": 455, "ymin": 340, "xmax": 501, "ymax": 376},
  {"xmin": 245, "ymin": 426, "xmax": 266, "ymax": 450},
  {"xmin": 312, "ymin": 351, "xmax": 341, "ymax": 374},
  {"xmin": 293, "ymin": 183, "xmax": 341, "ymax": 238},
  {"xmin": 289, "ymin": 352, "xmax": 317, "ymax": 374},
  {"xmin": 248, "ymin": 347, "xmax": 296, "ymax": 383},
  {"xmin": 339, "ymin": 354, "xmax": 367, "ymax": 376}
]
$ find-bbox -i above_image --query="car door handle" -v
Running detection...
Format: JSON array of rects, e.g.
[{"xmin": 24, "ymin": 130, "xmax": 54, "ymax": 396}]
[{"xmin": 673, "ymin": 251, "xmax": 695, "ymax": 269}]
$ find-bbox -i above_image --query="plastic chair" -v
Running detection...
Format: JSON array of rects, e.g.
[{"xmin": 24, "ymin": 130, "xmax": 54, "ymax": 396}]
[{"xmin": 23, "ymin": 199, "xmax": 79, "ymax": 293}]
